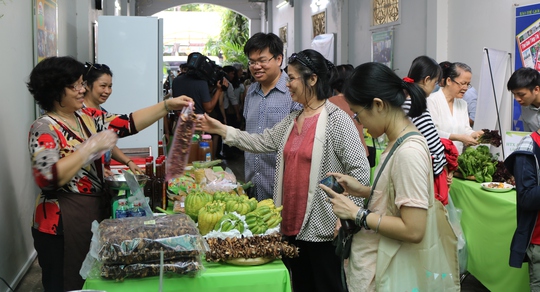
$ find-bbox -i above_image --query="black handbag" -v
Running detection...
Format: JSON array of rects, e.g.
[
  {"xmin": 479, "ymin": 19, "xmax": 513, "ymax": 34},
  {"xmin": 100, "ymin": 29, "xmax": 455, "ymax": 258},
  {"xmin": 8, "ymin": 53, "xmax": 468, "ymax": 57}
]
[
  {"xmin": 367, "ymin": 138, "xmax": 377, "ymax": 168},
  {"xmin": 333, "ymin": 132, "xmax": 421, "ymax": 292}
]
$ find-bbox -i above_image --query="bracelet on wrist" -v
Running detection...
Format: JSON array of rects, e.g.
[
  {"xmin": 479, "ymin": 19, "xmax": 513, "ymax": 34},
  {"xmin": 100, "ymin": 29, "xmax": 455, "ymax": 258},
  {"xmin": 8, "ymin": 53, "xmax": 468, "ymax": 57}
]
[
  {"xmin": 125, "ymin": 160, "xmax": 133, "ymax": 166},
  {"xmin": 360, "ymin": 209, "xmax": 371, "ymax": 230},
  {"xmin": 375, "ymin": 214, "xmax": 383, "ymax": 233},
  {"xmin": 355, "ymin": 208, "xmax": 363, "ymax": 227},
  {"xmin": 164, "ymin": 99, "xmax": 170, "ymax": 111}
]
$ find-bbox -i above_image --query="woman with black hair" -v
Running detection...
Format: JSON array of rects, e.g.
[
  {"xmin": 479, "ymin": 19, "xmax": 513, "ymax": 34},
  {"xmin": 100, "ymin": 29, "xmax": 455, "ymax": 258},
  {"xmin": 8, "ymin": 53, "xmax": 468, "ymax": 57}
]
[
  {"xmin": 199, "ymin": 49, "xmax": 370, "ymax": 292},
  {"xmin": 27, "ymin": 56, "xmax": 192, "ymax": 291},
  {"xmin": 321, "ymin": 62, "xmax": 459, "ymax": 291},
  {"xmin": 402, "ymin": 56, "xmax": 451, "ymax": 205},
  {"xmin": 83, "ymin": 62, "xmax": 143, "ymax": 175}
]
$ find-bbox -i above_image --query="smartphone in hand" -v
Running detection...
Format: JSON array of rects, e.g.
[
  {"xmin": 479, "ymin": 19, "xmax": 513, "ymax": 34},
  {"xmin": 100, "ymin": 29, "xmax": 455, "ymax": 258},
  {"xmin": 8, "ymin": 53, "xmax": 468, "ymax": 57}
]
[{"xmin": 320, "ymin": 175, "xmax": 344, "ymax": 194}]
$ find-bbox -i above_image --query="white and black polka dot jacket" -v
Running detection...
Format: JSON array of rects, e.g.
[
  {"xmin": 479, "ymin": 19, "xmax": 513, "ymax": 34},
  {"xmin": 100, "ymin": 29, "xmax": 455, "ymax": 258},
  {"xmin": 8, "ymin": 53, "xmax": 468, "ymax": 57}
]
[{"xmin": 225, "ymin": 101, "xmax": 371, "ymax": 242}]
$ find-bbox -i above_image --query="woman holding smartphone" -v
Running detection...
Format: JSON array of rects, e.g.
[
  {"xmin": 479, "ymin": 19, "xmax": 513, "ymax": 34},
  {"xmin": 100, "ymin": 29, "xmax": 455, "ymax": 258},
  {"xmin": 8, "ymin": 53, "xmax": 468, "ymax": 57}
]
[{"xmin": 199, "ymin": 49, "xmax": 370, "ymax": 292}]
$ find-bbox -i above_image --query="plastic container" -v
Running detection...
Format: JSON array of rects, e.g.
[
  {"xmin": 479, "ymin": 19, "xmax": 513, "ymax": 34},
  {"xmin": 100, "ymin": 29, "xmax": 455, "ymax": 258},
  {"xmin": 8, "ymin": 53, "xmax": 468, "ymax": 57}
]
[
  {"xmin": 201, "ymin": 134, "xmax": 213, "ymax": 160},
  {"xmin": 198, "ymin": 142, "xmax": 211, "ymax": 162},
  {"xmin": 129, "ymin": 200, "xmax": 146, "ymax": 217},
  {"xmin": 115, "ymin": 199, "xmax": 129, "ymax": 218},
  {"xmin": 188, "ymin": 135, "xmax": 200, "ymax": 164}
]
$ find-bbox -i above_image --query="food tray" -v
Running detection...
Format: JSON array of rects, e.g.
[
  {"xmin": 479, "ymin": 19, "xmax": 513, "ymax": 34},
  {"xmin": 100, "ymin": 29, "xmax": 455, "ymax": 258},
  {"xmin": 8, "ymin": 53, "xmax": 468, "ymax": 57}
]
[
  {"xmin": 225, "ymin": 257, "xmax": 274, "ymax": 266},
  {"xmin": 480, "ymin": 182, "xmax": 514, "ymax": 193}
]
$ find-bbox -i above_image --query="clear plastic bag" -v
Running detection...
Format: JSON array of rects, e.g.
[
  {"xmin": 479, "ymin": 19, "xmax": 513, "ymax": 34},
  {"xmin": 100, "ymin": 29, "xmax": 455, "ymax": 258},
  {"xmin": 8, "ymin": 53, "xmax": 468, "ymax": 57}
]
[
  {"xmin": 77, "ymin": 130, "xmax": 117, "ymax": 166},
  {"xmin": 166, "ymin": 104, "xmax": 196, "ymax": 181},
  {"xmin": 447, "ymin": 195, "xmax": 468, "ymax": 274},
  {"xmin": 80, "ymin": 214, "xmax": 209, "ymax": 280}
]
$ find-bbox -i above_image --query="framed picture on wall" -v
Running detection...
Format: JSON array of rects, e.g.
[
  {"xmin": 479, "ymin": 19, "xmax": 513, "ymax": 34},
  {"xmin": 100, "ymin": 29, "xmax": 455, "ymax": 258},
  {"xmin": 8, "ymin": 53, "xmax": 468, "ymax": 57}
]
[
  {"xmin": 34, "ymin": 0, "xmax": 58, "ymax": 64},
  {"xmin": 371, "ymin": 29, "xmax": 393, "ymax": 69},
  {"xmin": 312, "ymin": 10, "xmax": 326, "ymax": 38},
  {"xmin": 279, "ymin": 24, "xmax": 288, "ymax": 45},
  {"xmin": 33, "ymin": 0, "xmax": 58, "ymax": 118}
]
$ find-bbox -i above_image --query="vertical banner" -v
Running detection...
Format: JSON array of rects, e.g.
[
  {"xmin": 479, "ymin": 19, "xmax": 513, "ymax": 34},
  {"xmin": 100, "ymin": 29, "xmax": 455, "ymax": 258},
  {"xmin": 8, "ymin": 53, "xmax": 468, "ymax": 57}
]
[
  {"xmin": 371, "ymin": 29, "xmax": 393, "ymax": 69},
  {"xmin": 475, "ymin": 48, "xmax": 512, "ymax": 158},
  {"xmin": 514, "ymin": 3, "xmax": 540, "ymax": 130},
  {"xmin": 35, "ymin": 0, "xmax": 58, "ymax": 63}
]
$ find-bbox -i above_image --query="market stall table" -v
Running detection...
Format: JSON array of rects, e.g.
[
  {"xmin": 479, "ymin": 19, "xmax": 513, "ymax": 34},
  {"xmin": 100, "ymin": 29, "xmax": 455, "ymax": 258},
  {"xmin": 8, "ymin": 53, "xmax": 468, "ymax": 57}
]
[
  {"xmin": 83, "ymin": 259, "xmax": 291, "ymax": 292},
  {"xmin": 450, "ymin": 178, "xmax": 529, "ymax": 292}
]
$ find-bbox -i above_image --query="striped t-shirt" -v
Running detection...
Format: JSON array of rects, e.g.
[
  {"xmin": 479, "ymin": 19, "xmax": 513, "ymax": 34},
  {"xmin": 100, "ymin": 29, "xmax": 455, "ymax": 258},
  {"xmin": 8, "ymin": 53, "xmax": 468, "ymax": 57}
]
[{"xmin": 402, "ymin": 99, "xmax": 447, "ymax": 176}]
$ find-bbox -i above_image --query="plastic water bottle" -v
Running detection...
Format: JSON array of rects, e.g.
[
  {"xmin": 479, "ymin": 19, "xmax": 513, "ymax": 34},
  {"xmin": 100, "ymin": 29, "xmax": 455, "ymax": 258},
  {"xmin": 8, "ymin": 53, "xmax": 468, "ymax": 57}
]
[
  {"xmin": 115, "ymin": 199, "xmax": 129, "ymax": 218},
  {"xmin": 129, "ymin": 200, "xmax": 146, "ymax": 217}
]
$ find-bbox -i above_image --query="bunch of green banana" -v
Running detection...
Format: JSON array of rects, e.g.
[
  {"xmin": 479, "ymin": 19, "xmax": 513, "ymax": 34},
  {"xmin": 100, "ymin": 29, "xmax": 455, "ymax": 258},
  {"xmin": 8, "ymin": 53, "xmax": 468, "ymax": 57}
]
[
  {"xmin": 212, "ymin": 191, "xmax": 234, "ymax": 202},
  {"xmin": 257, "ymin": 198, "xmax": 276, "ymax": 209},
  {"xmin": 213, "ymin": 212, "xmax": 245, "ymax": 233},
  {"xmin": 197, "ymin": 201, "xmax": 226, "ymax": 235},
  {"xmin": 245, "ymin": 213, "xmax": 268, "ymax": 235},
  {"xmin": 225, "ymin": 195, "xmax": 254, "ymax": 215},
  {"xmin": 184, "ymin": 189, "xmax": 213, "ymax": 222},
  {"xmin": 251, "ymin": 205, "xmax": 283, "ymax": 229},
  {"xmin": 265, "ymin": 206, "xmax": 283, "ymax": 229}
]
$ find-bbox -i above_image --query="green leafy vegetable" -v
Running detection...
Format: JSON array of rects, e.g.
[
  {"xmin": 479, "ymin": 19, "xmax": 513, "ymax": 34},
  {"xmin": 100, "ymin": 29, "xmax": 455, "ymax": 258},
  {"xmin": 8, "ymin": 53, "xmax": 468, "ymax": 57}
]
[{"xmin": 457, "ymin": 146, "xmax": 499, "ymax": 183}]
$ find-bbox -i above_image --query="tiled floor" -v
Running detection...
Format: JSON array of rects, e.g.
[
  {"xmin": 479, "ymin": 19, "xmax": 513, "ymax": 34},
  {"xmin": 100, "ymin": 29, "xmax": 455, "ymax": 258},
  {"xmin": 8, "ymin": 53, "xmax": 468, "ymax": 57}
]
[{"xmin": 14, "ymin": 152, "xmax": 491, "ymax": 291}]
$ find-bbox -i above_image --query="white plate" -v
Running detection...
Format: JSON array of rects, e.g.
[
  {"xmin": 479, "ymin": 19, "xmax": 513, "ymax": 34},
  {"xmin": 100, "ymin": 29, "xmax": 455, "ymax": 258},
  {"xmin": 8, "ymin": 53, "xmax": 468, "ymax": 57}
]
[
  {"xmin": 225, "ymin": 257, "xmax": 274, "ymax": 266},
  {"xmin": 480, "ymin": 182, "xmax": 514, "ymax": 193}
]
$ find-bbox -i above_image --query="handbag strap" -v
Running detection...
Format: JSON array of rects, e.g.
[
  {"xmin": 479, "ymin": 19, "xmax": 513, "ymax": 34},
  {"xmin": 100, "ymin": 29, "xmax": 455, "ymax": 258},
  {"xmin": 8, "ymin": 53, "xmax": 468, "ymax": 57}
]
[
  {"xmin": 365, "ymin": 132, "xmax": 421, "ymax": 208},
  {"xmin": 337, "ymin": 131, "xmax": 421, "ymax": 292}
]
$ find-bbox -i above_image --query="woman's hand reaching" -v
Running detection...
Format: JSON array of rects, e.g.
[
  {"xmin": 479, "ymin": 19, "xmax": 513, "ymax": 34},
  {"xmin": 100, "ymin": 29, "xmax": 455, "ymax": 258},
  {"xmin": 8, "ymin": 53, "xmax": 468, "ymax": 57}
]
[
  {"xmin": 460, "ymin": 133, "xmax": 479, "ymax": 147},
  {"xmin": 167, "ymin": 95, "xmax": 193, "ymax": 110},
  {"xmin": 198, "ymin": 113, "xmax": 228, "ymax": 137}
]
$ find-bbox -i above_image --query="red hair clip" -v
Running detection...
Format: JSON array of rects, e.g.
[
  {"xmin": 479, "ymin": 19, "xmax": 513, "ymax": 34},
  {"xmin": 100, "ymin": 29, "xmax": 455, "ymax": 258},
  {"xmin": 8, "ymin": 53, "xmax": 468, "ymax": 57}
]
[{"xmin": 403, "ymin": 77, "xmax": 414, "ymax": 83}]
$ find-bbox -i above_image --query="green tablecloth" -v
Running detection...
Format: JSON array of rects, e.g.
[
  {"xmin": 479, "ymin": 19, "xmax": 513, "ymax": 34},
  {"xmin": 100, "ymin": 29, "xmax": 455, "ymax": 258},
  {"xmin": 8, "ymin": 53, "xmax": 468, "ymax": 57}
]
[
  {"xmin": 450, "ymin": 178, "xmax": 529, "ymax": 292},
  {"xmin": 83, "ymin": 259, "xmax": 291, "ymax": 292},
  {"xmin": 365, "ymin": 138, "xmax": 383, "ymax": 184}
]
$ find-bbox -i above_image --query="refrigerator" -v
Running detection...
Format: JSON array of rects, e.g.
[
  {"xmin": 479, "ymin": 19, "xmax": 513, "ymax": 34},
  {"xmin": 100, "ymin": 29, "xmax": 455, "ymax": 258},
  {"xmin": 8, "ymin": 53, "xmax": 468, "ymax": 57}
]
[{"xmin": 97, "ymin": 15, "xmax": 164, "ymax": 158}]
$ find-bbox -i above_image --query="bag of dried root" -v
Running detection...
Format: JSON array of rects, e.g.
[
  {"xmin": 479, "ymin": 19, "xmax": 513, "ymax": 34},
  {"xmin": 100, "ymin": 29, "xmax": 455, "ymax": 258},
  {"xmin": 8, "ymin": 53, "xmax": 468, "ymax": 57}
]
[
  {"xmin": 80, "ymin": 214, "xmax": 210, "ymax": 280},
  {"xmin": 166, "ymin": 103, "xmax": 197, "ymax": 182}
]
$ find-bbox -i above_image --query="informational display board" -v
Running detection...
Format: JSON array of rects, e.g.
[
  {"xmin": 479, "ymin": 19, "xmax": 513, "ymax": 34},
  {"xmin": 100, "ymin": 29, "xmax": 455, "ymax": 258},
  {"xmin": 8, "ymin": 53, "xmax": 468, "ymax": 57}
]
[
  {"xmin": 514, "ymin": 3, "xmax": 540, "ymax": 130},
  {"xmin": 504, "ymin": 131, "xmax": 532, "ymax": 159}
]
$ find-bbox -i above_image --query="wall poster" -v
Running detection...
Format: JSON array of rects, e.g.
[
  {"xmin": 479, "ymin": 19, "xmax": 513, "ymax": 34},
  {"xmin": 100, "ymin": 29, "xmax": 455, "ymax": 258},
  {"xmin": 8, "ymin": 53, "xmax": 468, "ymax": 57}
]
[
  {"xmin": 279, "ymin": 24, "xmax": 287, "ymax": 46},
  {"xmin": 513, "ymin": 3, "xmax": 540, "ymax": 130},
  {"xmin": 371, "ymin": 29, "xmax": 393, "ymax": 69},
  {"xmin": 35, "ymin": 0, "xmax": 58, "ymax": 63},
  {"xmin": 312, "ymin": 10, "xmax": 326, "ymax": 38}
]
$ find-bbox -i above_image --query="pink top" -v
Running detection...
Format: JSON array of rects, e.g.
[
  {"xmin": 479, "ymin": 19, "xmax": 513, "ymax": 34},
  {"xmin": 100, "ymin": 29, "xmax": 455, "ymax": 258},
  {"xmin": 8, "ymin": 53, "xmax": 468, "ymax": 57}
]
[{"xmin": 281, "ymin": 114, "xmax": 319, "ymax": 236}]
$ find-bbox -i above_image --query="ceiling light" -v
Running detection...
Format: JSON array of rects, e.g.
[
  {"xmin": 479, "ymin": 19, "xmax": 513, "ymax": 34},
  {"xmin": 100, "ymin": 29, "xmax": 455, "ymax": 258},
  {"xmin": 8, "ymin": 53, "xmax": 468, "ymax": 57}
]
[{"xmin": 276, "ymin": 0, "xmax": 289, "ymax": 9}]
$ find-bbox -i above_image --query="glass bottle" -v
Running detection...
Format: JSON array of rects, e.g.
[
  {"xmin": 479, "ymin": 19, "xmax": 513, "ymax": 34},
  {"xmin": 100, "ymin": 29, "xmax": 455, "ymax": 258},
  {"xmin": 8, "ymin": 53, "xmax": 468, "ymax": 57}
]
[
  {"xmin": 152, "ymin": 157, "xmax": 163, "ymax": 212},
  {"xmin": 144, "ymin": 156, "xmax": 154, "ymax": 208},
  {"xmin": 158, "ymin": 140, "xmax": 164, "ymax": 157},
  {"xmin": 198, "ymin": 142, "xmax": 211, "ymax": 162},
  {"xmin": 188, "ymin": 135, "xmax": 200, "ymax": 164}
]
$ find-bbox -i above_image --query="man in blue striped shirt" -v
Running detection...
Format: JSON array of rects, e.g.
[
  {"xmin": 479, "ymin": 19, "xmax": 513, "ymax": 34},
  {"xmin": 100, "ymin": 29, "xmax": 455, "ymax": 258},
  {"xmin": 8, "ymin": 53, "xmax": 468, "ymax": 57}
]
[{"xmin": 243, "ymin": 33, "xmax": 302, "ymax": 200}]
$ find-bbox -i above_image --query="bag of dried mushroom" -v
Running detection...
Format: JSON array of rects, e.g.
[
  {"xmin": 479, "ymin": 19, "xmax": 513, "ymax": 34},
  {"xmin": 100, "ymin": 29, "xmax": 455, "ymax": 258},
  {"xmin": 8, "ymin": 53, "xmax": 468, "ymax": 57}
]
[{"xmin": 80, "ymin": 213, "xmax": 209, "ymax": 280}]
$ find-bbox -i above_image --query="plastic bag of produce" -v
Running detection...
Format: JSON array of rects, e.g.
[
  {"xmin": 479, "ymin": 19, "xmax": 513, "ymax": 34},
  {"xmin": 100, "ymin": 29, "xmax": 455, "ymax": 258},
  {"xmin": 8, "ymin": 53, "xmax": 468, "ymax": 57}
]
[
  {"xmin": 166, "ymin": 103, "xmax": 197, "ymax": 182},
  {"xmin": 80, "ymin": 213, "xmax": 209, "ymax": 280},
  {"xmin": 98, "ymin": 257, "xmax": 204, "ymax": 280}
]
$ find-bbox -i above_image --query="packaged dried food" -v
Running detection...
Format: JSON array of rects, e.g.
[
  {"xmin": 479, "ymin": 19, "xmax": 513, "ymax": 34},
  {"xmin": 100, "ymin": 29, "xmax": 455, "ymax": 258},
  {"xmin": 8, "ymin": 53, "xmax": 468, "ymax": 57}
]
[
  {"xmin": 80, "ymin": 213, "xmax": 209, "ymax": 280},
  {"xmin": 95, "ymin": 214, "xmax": 207, "ymax": 265},
  {"xmin": 166, "ymin": 104, "xmax": 197, "ymax": 182},
  {"xmin": 99, "ymin": 258, "xmax": 204, "ymax": 280}
]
